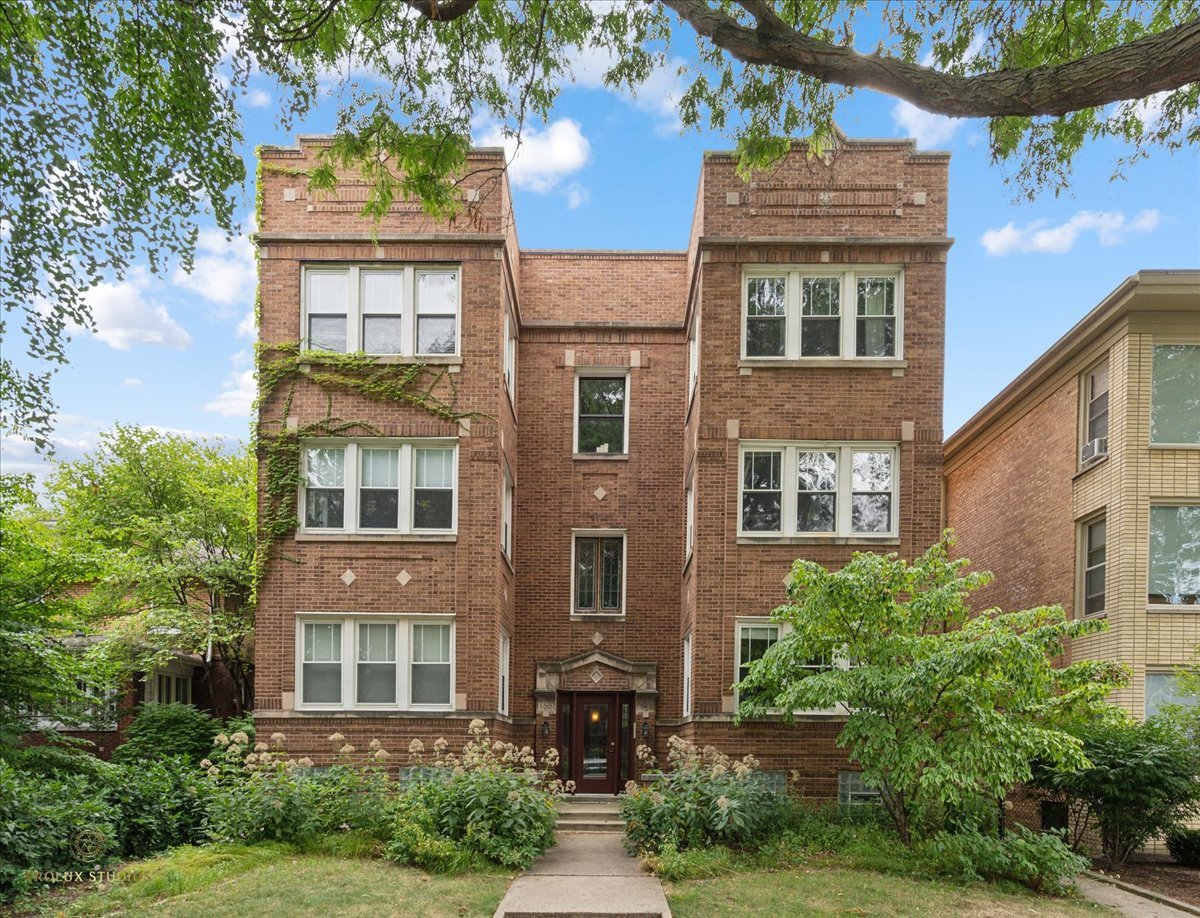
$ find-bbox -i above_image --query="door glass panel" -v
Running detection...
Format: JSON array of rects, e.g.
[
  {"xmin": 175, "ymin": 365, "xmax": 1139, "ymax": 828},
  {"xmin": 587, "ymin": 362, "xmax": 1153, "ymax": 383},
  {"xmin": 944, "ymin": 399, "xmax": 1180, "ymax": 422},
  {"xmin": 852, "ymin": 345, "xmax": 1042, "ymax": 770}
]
[{"xmin": 582, "ymin": 703, "xmax": 609, "ymax": 778}]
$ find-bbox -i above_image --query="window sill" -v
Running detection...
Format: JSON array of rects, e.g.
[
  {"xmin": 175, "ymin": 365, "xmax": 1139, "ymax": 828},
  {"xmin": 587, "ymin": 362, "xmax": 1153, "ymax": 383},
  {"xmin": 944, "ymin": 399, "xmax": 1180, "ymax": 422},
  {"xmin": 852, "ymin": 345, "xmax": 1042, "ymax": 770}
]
[
  {"xmin": 737, "ymin": 535, "xmax": 900, "ymax": 547},
  {"xmin": 295, "ymin": 532, "xmax": 457, "ymax": 542},
  {"xmin": 299, "ymin": 354, "xmax": 462, "ymax": 368},
  {"xmin": 738, "ymin": 358, "xmax": 907, "ymax": 370},
  {"xmin": 286, "ymin": 707, "xmax": 456, "ymax": 717},
  {"xmin": 1073, "ymin": 455, "xmax": 1110, "ymax": 479},
  {"xmin": 572, "ymin": 453, "xmax": 628, "ymax": 461},
  {"xmin": 570, "ymin": 612, "xmax": 626, "ymax": 622},
  {"xmin": 1149, "ymin": 442, "xmax": 1200, "ymax": 450},
  {"xmin": 1148, "ymin": 604, "xmax": 1200, "ymax": 614}
]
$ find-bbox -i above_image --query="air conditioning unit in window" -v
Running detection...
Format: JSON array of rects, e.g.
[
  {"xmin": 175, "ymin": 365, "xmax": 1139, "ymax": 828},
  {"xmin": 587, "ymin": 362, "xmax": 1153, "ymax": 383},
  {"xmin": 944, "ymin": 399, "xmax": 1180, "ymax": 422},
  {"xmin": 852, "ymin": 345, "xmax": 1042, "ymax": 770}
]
[{"xmin": 1081, "ymin": 437, "xmax": 1108, "ymax": 465}]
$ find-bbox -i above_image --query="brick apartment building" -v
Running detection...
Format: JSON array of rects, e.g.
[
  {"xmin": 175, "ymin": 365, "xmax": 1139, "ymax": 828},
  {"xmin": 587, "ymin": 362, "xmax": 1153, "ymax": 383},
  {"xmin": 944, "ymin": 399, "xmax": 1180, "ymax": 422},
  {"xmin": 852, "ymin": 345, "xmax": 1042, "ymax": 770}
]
[
  {"xmin": 945, "ymin": 271, "xmax": 1200, "ymax": 722},
  {"xmin": 253, "ymin": 131, "xmax": 950, "ymax": 797}
]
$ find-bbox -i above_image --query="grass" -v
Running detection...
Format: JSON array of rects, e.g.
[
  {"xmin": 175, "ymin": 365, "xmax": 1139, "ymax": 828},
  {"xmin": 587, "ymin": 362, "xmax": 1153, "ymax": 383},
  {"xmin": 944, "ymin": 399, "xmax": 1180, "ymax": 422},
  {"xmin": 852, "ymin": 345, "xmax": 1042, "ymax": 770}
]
[
  {"xmin": 17, "ymin": 842, "xmax": 512, "ymax": 917},
  {"xmin": 665, "ymin": 867, "xmax": 1111, "ymax": 917}
]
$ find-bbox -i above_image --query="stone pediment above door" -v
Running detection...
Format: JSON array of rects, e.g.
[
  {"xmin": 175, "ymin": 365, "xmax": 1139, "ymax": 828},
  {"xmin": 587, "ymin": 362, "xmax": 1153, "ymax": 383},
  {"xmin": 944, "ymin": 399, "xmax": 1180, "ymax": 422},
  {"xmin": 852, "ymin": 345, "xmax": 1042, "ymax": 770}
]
[{"xmin": 534, "ymin": 650, "xmax": 657, "ymax": 718}]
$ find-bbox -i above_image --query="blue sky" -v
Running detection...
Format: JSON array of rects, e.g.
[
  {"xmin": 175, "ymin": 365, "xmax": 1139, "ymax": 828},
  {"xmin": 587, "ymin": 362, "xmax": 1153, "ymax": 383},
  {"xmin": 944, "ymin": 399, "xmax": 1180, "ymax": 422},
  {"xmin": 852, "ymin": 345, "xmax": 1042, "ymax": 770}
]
[{"xmin": 4, "ymin": 29, "xmax": 1199, "ymax": 481}]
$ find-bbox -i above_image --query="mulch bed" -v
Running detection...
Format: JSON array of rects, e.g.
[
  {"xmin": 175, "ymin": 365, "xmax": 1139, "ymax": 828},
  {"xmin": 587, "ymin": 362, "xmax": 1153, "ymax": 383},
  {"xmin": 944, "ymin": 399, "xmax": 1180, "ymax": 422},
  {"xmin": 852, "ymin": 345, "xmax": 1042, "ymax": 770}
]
[{"xmin": 1095, "ymin": 858, "xmax": 1200, "ymax": 908}]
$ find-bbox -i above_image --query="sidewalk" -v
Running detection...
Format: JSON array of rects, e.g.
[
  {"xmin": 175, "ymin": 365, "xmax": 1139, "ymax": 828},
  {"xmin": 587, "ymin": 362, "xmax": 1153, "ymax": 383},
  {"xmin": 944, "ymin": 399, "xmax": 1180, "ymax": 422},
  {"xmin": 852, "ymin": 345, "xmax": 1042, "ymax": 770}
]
[
  {"xmin": 493, "ymin": 832, "xmax": 671, "ymax": 917},
  {"xmin": 1077, "ymin": 876, "xmax": 1200, "ymax": 918}
]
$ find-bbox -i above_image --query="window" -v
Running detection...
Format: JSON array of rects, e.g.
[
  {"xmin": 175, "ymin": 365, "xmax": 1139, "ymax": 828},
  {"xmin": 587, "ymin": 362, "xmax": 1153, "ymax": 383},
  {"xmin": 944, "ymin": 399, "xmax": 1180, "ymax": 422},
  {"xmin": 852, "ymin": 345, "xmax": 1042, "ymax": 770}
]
[
  {"xmin": 736, "ymin": 622, "xmax": 779, "ymax": 708},
  {"xmin": 1082, "ymin": 517, "xmax": 1106, "ymax": 616},
  {"xmin": 1146, "ymin": 673, "xmax": 1199, "ymax": 719},
  {"xmin": 688, "ymin": 320, "xmax": 700, "ymax": 398},
  {"xmin": 499, "ymin": 631, "xmax": 511, "ymax": 715},
  {"xmin": 575, "ymin": 375, "xmax": 628, "ymax": 454},
  {"xmin": 297, "ymin": 617, "xmax": 454, "ymax": 710},
  {"xmin": 682, "ymin": 632, "xmax": 693, "ymax": 717},
  {"xmin": 739, "ymin": 443, "xmax": 899, "ymax": 538},
  {"xmin": 1151, "ymin": 344, "xmax": 1200, "ymax": 444},
  {"xmin": 151, "ymin": 670, "xmax": 191, "ymax": 706},
  {"xmin": 685, "ymin": 477, "xmax": 696, "ymax": 559},
  {"xmin": 300, "ymin": 441, "xmax": 456, "ymax": 535},
  {"xmin": 502, "ymin": 469, "xmax": 514, "ymax": 559},
  {"xmin": 573, "ymin": 533, "xmax": 625, "ymax": 614},
  {"xmin": 1085, "ymin": 361, "xmax": 1110, "ymax": 445},
  {"xmin": 503, "ymin": 308, "xmax": 518, "ymax": 399},
  {"xmin": 838, "ymin": 771, "xmax": 882, "ymax": 808},
  {"xmin": 1149, "ymin": 505, "xmax": 1200, "ymax": 605},
  {"xmin": 301, "ymin": 265, "xmax": 459, "ymax": 357},
  {"xmin": 742, "ymin": 268, "xmax": 903, "ymax": 361}
]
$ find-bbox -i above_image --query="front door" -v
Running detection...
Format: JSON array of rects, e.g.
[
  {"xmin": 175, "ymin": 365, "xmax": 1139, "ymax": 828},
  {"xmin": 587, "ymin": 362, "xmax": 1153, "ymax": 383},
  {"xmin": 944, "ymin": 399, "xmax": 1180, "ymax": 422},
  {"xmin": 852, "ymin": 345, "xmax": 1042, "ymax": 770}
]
[{"xmin": 560, "ymin": 692, "xmax": 632, "ymax": 794}]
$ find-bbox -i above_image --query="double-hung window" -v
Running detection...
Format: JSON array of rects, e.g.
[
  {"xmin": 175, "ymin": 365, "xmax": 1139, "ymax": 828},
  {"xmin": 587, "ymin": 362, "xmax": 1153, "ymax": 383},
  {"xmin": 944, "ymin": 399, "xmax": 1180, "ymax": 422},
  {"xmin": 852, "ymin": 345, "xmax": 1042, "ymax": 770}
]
[
  {"xmin": 575, "ymin": 374, "xmax": 628, "ymax": 454},
  {"xmin": 1151, "ymin": 344, "xmax": 1200, "ymax": 445},
  {"xmin": 735, "ymin": 619, "xmax": 840, "ymax": 714},
  {"xmin": 739, "ymin": 443, "xmax": 899, "ymax": 538},
  {"xmin": 301, "ymin": 264, "xmax": 459, "ymax": 357},
  {"xmin": 743, "ymin": 268, "xmax": 903, "ymax": 361},
  {"xmin": 573, "ymin": 532, "xmax": 625, "ymax": 615},
  {"xmin": 1085, "ymin": 361, "xmax": 1110, "ymax": 445},
  {"xmin": 297, "ymin": 617, "xmax": 454, "ymax": 710},
  {"xmin": 1082, "ymin": 516, "xmax": 1106, "ymax": 616},
  {"xmin": 300, "ymin": 440, "xmax": 457, "ymax": 535},
  {"xmin": 1149, "ymin": 505, "xmax": 1200, "ymax": 606}
]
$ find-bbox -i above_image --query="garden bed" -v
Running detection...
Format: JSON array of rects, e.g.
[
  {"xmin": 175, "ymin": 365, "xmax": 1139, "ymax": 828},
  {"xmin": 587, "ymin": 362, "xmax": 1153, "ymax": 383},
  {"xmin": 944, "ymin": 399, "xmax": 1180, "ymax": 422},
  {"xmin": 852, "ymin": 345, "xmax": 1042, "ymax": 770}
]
[{"xmin": 1096, "ymin": 858, "xmax": 1200, "ymax": 908}]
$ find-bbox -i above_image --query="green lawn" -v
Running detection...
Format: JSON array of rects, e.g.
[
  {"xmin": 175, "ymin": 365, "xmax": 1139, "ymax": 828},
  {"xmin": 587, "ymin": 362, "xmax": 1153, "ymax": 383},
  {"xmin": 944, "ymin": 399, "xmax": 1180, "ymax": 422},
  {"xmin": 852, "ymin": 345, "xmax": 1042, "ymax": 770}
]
[{"xmin": 666, "ymin": 867, "xmax": 1110, "ymax": 918}]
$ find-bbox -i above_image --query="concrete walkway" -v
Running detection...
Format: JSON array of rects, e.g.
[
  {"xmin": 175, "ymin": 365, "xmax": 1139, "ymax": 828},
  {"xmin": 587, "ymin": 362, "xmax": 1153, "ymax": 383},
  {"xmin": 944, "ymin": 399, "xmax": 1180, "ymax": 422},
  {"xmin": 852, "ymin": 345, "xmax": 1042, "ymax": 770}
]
[
  {"xmin": 493, "ymin": 832, "xmax": 670, "ymax": 917},
  {"xmin": 1077, "ymin": 876, "xmax": 1200, "ymax": 917}
]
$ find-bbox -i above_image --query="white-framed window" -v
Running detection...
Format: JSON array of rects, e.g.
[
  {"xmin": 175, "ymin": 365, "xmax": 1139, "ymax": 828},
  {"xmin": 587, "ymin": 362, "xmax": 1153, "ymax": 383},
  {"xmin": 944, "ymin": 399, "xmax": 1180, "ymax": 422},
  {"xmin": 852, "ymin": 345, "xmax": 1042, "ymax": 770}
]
[
  {"xmin": 501, "ymin": 467, "xmax": 514, "ymax": 559},
  {"xmin": 734, "ymin": 618, "xmax": 841, "ymax": 714},
  {"xmin": 301, "ymin": 264, "xmax": 460, "ymax": 357},
  {"xmin": 296, "ymin": 616, "xmax": 455, "ymax": 711},
  {"xmin": 742, "ymin": 267, "xmax": 903, "ymax": 361},
  {"xmin": 498, "ymin": 630, "xmax": 511, "ymax": 716},
  {"xmin": 682, "ymin": 631, "xmax": 693, "ymax": 717},
  {"xmin": 739, "ymin": 443, "xmax": 899, "ymax": 538},
  {"xmin": 571, "ymin": 530, "xmax": 626, "ymax": 615},
  {"xmin": 574, "ymin": 372, "xmax": 630, "ymax": 455},
  {"xmin": 300, "ymin": 440, "xmax": 457, "ymax": 535},
  {"xmin": 687, "ymin": 317, "xmax": 700, "ymax": 399},
  {"xmin": 503, "ymin": 306, "xmax": 518, "ymax": 400},
  {"xmin": 1151, "ymin": 343, "xmax": 1200, "ymax": 445},
  {"xmin": 838, "ymin": 771, "xmax": 882, "ymax": 808},
  {"xmin": 1145, "ymin": 672, "xmax": 1200, "ymax": 719},
  {"xmin": 148, "ymin": 667, "xmax": 192, "ymax": 705},
  {"xmin": 1149, "ymin": 504, "xmax": 1200, "ymax": 606},
  {"xmin": 1084, "ymin": 360, "xmax": 1110, "ymax": 445},
  {"xmin": 38, "ymin": 679, "xmax": 119, "ymax": 731},
  {"xmin": 1081, "ymin": 515, "xmax": 1106, "ymax": 616},
  {"xmin": 684, "ymin": 475, "xmax": 696, "ymax": 560}
]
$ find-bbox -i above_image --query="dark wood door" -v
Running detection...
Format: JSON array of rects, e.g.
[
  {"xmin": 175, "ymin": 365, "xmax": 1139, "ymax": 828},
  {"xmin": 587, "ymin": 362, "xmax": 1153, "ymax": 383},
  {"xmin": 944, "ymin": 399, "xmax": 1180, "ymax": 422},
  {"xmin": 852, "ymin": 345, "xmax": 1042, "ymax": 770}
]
[{"xmin": 560, "ymin": 692, "xmax": 632, "ymax": 794}]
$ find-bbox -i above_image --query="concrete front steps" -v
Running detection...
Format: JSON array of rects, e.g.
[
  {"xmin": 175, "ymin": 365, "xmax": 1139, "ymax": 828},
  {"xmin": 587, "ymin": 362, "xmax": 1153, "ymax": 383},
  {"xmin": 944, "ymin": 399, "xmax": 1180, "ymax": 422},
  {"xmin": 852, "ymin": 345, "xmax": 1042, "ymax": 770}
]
[{"xmin": 556, "ymin": 794, "xmax": 624, "ymax": 834}]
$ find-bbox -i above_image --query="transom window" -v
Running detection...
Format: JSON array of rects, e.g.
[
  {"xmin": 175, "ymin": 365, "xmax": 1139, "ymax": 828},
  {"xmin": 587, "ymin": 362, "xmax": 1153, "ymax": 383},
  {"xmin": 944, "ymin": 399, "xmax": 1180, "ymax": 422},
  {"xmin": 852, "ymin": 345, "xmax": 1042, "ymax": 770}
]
[
  {"xmin": 1082, "ymin": 516, "xmax": 1106, "ymax": 616},
  {"xmin": 739, "ymin": 443, "xmax": 899, "ymax": 537},
  {"xmin": 573, "ymin": 532, "xmax": 625, "ymax": 614},
  {"xmin": 298, "ymin": 617, "xmax": 453, "ymax": 710},
  {"xmin": 743, "ymin": 268, "xmax": 902, "ymax": 360},
  {"xmin": 301, "ymin": 441, "xmax": 456, "ymax": 535},
  {"xmin": 575, "ymin": 374, "xmax": 629, "ymax": 454},
  {"xmin": 1149, "ymin": 505, "xmax": 1200, "ymax": 606},
  {"xmin": 302, "ymin": 265, "xmax": 459, "ymax": 357},
  {"xmin": 1151, "ymin": 344, "xmax": 1200, "ymax": 445}
]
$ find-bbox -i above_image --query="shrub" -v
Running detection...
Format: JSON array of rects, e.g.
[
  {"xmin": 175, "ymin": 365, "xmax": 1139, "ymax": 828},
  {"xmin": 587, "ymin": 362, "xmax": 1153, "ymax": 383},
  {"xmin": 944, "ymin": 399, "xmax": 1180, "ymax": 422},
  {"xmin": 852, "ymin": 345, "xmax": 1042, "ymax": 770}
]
[
  {"xmin": 1166, "ymin": 827, "xmax": 1200, "ymax": 868},
  {"xmin": 107, "ymin": 756, "xmax": 212, "ymax": 857},
  {"xmin": 385, "ymin": 721, "xmax": 560, "ymax": 871},
  {"xmin": 620, "ymin": 737, "xmax": 786, "ymax": 854},
  {"xmin": 1031, "ymin": 718, "xmax": 1200, "ymax": 866},
  {"xmin": 919, "ymin": 826, "xmax": 1087, "ymax": 894},
  {"xmin": 113, "ymin": 703, "xmax": 219, "ymax": 766}
]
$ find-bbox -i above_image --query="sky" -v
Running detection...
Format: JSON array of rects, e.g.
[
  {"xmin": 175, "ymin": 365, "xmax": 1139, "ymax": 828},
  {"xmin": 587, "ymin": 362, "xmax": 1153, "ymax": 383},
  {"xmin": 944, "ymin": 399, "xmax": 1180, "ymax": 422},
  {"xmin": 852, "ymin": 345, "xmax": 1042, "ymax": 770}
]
[{"xmin": 3, "ymin": 17, "xmax": 1199, "ymax": 482}]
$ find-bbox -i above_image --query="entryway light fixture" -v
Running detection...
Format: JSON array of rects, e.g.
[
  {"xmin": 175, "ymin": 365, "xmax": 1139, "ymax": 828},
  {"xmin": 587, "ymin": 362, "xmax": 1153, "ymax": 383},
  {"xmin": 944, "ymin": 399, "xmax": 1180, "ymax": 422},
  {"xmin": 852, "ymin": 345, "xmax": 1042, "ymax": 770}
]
[
  {"xmin": 641, "ymin": 720, "xmax": 650, "ymax": 739},
  {"xmin": 541, "ymin": 720, "xmax": 550, "ymax": 739}
]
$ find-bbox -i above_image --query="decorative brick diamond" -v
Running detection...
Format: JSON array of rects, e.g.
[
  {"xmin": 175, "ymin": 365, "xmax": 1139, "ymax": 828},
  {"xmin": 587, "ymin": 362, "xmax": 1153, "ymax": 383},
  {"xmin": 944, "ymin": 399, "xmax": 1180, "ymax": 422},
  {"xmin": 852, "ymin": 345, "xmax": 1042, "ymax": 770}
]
[
  {"xmin": 592, "ymin": 632, "xmax": 604, "ymax": 646},
  {"xmin": 396, "ymin": 570, "xmax": 412, "ymax": 586},
  {"xmin": 340, "ymin": 569, "xmax": 356, "ymax": 586},
  {"xmin": 590, "ymin": 667, "xmax": 603, "ymax": 684},
  {"xmin": 594, "ymin": 487, "xmax": 607, "ymax": 501}
]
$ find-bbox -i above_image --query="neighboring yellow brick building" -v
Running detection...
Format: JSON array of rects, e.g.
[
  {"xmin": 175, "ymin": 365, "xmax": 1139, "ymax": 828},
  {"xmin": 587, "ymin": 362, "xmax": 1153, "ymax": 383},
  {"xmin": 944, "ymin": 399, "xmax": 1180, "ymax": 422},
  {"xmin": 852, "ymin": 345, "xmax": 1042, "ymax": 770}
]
[{"xmin": 945, "ymin": 270, "xmax": 1200, "ymax": 718}]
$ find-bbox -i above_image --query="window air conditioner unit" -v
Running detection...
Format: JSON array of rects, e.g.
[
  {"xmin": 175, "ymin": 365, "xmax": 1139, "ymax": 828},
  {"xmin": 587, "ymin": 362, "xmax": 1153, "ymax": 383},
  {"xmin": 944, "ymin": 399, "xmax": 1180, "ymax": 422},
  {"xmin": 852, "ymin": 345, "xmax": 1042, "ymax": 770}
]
[{"xmin": 1081, "ymin": 437, "xmax": 1108, "ymax": 464}]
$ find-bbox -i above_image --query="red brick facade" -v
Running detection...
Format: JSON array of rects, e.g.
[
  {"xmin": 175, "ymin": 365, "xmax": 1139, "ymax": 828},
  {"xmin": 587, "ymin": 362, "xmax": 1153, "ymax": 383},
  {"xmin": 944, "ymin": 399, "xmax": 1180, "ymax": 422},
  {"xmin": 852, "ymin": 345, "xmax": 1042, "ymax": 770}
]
[{"xmin": 253, "ymin": 134, "xmax": 950, "ymax": 793}]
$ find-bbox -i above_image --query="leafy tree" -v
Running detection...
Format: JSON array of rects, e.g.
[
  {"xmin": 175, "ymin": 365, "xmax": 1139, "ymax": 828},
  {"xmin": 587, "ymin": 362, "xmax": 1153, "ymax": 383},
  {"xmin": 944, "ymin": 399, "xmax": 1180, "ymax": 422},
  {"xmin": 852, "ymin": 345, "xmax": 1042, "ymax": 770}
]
[
  {"xmin": 4, "ymin": 1, "xmax": 1198, "ymax": 448},
  {"xmin": 1031, "ymin": 717, "xmax": 1200, "ymax": 866},
  {"xmin": 737, "ymin": 536, "xmax": 1127, "ymax": 845},
  {"xmin": 50, "ymin": 425, "xmax": 257, "ymax": 713},
  {"xmin": 0, "ymin": 476, "xmax": 100, "ymax": 743},
  {"xmin": 1158, "ymin": 646, "xmax": 1200, "ymax": 749}
]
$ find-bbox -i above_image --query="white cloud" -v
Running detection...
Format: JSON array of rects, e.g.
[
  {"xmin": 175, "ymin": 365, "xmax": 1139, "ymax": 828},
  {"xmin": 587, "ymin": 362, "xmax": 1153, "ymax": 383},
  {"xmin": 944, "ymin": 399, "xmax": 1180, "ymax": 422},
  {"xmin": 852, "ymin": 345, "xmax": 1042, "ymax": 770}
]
[
  {"xmin": 236, "ymin": 309, "xmax": 256, "ymax": 339},
  {"xmin": 172, "ymin": 227, "xmax": 256, "ymax": 310},
  {"xmin": 475, "ymin": 118, "xmax": 591, "ymax": 194},
  {"xmin": 86, "ymin": 270, "xmax": 192, "ymax": 351},
  {"xmin": 565, "ymin": 182, "xmax": 590, "ymax": 209},
  {"xmin": 980, "ymin": 209, "xmax": 1162, "ymax": 256},
  {"xmin": 245, "ymin": 88, "xmax": 271, "ymax": 108},
  {"xmin": 121, "ymin": 378, "xmax": 143, "ymax": 387},
  {"xmin": 569, "ymin": 46, "xmax": 686, "ymax": 134},
  {"xmin": 891, "ymin": 101, "xmax": 962, "ymax": 149},
  {"xmin": 204, "ymin": 368, "xmax": 256, "ymax": 418}
]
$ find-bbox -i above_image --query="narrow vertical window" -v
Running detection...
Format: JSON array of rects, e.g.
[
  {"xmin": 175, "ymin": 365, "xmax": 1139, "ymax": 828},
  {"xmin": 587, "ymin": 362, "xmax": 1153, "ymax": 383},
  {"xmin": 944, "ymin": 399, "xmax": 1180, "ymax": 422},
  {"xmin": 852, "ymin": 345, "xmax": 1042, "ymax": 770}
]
[
  {"xmin": 801, "ymin": 276, "xmax": 841, "ymax": 357},
  {"xmin": 503, "ymin": 309, "xmax": 517, "ymax": 397},
  {"xmin": 682, "ymin": 632, "xmax": 693, "ymax": 717},
  {"xmin": 304, "ymin": 447, "xmax": 345, "ymax": 529},
  {"xmin": 413, "ymin": 448, "xmax": 454, "ymax": 529},
  {"xmin": 796, "ymin": 450, "xmax": 838, "ymax": 533},
  {"xmin": 1083, "ymin": 517, "xmax": 1106, "ymax": 616},
  {"xmin": 688, "ymin": 326, "xmax": 699, "ymax": 397},
  {"xmin": 498, "ymin": 632, "xmax": 511, "ymax": 715},
  {"xmin": 574, "ymin": 536, "xmax": 624, "ymax": 613},
  {"xmin": 576, "ymin": 377, "xmax": 627, "ymax": 454},
  {"xmin": 745, "ymin": 276, "xmax": 786, "ymax": 357},
  {"xmin": 415, "ymin": 271, "xmax": 458, "ymax": 355},
  {"xmin": 1085, "ymin": 362, "xmax": 1110, "ymax": 444},
  {"xmin": 411, "ymin": 623, "xmax": 452, "ymax": 705},
  {"xmin": 361, "ymin": 270, "xmax": 404, "ymax": 354},
  {"xmin": 306, "ymin": 271, "xmax": 349, "ymax": 352},
  {"xmin": 357, "ymin": 622, "xmax": 397, "ymax": 704},
  {"xmin": 502, "ymin": 472, "xmax": 514, "ymax": 558},
  {"xmin": 685, "ymin": 480, "xmax": 695, "ymax": 558},
  {"xmin": 302, "ymin": 622, "xmax": 343, "ymax": 704},
  {"xmin": 741, "ymin": 450, "xmax": 782, "ymax": 532},
  {"xmin": 1151, "ymin": 344, "xmax": 1200, "ymax": 444},
  {"xmin": 851, "ymin": 450, "xmax": 893, "ymax": 533},
  {"xmin": 856, "ymin": 277, "xmax": 896, "ymax": 358},
  {"xmin": 359, "ymin": 448, "xmax": 399, "ymax": 529}
]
